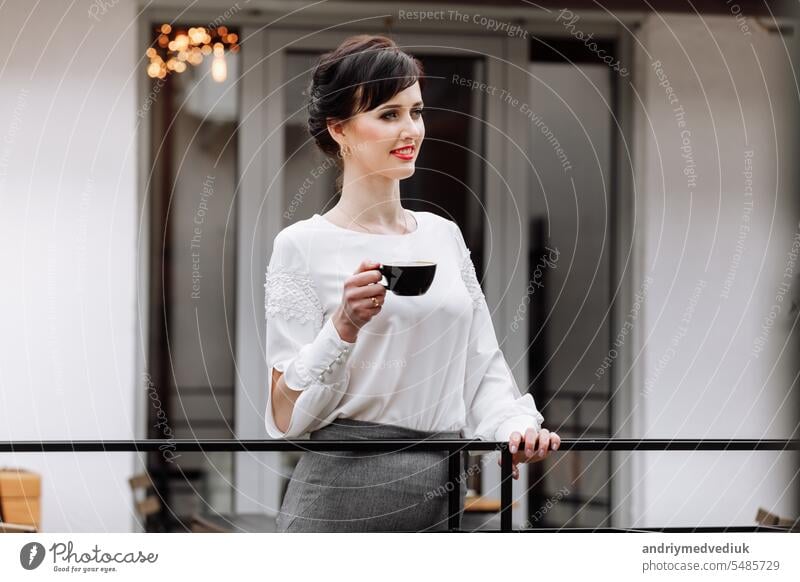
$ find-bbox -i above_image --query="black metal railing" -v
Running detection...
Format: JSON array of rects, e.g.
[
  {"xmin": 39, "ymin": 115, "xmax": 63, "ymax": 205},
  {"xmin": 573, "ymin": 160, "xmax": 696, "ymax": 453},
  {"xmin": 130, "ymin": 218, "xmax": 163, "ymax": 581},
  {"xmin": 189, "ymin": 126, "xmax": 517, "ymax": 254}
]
[{"xmin": 1, "ymin": 438, "xmax": 797, "ymax": 532}]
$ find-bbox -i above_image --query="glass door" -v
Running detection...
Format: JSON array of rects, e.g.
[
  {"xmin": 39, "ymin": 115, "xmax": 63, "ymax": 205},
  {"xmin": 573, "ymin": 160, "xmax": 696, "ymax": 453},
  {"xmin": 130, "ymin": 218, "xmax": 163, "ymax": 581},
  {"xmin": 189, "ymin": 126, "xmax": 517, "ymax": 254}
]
[{"xmin": 144, "ymin": 21, "xmax": 241, "ymax": 531}]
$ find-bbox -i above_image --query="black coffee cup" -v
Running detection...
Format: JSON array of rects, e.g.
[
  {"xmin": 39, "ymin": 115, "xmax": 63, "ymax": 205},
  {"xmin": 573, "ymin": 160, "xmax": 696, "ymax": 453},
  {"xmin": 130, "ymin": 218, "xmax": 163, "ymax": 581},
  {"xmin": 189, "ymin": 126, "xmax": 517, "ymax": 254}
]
[{"xmin": 378, "ymin": 261, "xmax": 437, "ymax": 296}]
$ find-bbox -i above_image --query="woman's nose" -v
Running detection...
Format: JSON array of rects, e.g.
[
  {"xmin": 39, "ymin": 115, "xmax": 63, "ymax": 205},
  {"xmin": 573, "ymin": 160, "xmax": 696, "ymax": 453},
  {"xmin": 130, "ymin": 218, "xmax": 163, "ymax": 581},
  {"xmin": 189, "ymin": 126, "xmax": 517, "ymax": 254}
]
[{"xmin": 400, "ymin": 116, "xmax": 422, "ymax": 140}]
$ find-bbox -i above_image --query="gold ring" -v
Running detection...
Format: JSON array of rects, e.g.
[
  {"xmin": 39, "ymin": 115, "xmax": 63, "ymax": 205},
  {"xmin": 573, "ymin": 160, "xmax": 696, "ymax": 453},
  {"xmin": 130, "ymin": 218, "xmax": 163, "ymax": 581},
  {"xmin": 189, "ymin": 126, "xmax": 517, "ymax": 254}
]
[{"xmin": 371, "ymin": 297, "xmax": 380, "ymax": 308}]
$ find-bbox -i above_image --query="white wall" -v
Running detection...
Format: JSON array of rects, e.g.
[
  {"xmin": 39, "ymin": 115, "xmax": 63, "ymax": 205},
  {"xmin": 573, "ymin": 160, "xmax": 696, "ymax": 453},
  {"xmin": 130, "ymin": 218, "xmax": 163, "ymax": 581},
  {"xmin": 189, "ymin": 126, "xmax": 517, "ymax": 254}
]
[
  {"xmin": 630, "ymin": 13, "xmax": 799, "ymax": 527},
  {"xmin": 0, "ymin": 0, "xmax": 139, "ymax": 532}
]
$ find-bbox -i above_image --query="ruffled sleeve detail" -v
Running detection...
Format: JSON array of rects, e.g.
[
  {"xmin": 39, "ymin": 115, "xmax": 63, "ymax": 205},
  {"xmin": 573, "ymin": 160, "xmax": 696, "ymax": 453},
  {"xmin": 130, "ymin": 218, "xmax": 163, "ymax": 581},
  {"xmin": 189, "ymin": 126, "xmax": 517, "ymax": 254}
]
[
  {"xmin": 264, "ymin": 268, "xmax": 324, "ymax": 330},
  {"xmin": 451, "ymin": 221, "xmax": 487, "ymax": 310},
  {"xmin": 460, "ymin": 250, "xmax": 486, "ymax": 310}
]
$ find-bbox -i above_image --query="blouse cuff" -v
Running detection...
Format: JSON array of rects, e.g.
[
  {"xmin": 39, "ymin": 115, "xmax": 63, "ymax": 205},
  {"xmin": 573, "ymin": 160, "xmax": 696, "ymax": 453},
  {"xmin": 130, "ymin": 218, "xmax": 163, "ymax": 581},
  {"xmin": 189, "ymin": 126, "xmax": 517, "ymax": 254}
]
[
  {"xmin": 282, "ymin": 317, "xmax": 356, "ymax": 392},
  {"xmin": 494, "ymin": 412, "xmax": 545, "ymax": 443}
]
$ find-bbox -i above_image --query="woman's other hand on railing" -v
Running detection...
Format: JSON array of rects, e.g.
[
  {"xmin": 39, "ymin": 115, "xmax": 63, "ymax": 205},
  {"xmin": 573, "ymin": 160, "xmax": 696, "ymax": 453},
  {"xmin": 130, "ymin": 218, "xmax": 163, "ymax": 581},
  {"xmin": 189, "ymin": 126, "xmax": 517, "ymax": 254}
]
[{"xmin": 498, "ymin": 428, "xmax": 561, "ymax": 479}]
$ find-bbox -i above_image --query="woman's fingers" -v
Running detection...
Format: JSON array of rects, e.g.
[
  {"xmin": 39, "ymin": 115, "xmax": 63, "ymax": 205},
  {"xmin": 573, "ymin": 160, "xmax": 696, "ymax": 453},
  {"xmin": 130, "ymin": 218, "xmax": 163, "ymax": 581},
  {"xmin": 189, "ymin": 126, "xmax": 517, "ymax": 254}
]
[
  {"xmin": 353, "ymin": 260, "xmax": 381, "ymax": 275},
  {"xmin": 340, "ymin": 262, "xmax": 387, "ymax": 330},
  {"xmin": 537, "ymin": 428, "xmax": 551, "ymax": 459},
  {"xmin": 501, "ymin": 431, "xmax": 522, "ymax": 479},
  {"xmin": 496, "ymin": 455, "xmax": 521, "ymax": 479},
  {"xmin": 524, "ymin": 427, "xmax": 537, "ymax": 459},
  {"xmin": 348, "ymin": 276, "xmax": 387, "ymax": 314},
  {"xmin": 499, "ymin": 429, "xmax": 561, "ymax": 474},
  {"xmin": 341, "ymin": 263, "xmax": 388, "ymax": 326},
  {"xmin": 348, "ymin": 273, "xmax": 386, "ymax": 298}
]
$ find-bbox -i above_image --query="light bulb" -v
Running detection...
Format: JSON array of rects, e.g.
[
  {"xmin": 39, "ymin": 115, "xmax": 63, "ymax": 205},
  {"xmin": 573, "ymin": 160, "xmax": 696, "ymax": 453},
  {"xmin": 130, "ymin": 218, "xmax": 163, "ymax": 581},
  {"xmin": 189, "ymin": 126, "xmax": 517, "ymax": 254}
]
[
  {"xmin": 175, "ymin": 34, "xmax": 189, "ymax": 51},
  {"xmin": 211, "ymin": 53, "xmax": 227, "ymax": 83}
]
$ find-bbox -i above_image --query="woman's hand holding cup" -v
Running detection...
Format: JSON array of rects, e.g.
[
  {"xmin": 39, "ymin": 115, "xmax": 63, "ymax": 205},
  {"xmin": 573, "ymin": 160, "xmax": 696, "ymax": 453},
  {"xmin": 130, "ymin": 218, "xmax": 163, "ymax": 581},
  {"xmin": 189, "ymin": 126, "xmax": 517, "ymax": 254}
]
[{"xmin": 332, "ymin": 260, "xmax": 386, "ymax": 342}]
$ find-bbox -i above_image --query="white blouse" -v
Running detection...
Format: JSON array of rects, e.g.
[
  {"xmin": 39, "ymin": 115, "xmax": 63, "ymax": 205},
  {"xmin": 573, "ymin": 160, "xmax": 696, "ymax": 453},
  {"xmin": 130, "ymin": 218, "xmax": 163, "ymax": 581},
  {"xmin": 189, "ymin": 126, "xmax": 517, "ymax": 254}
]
[{"xmin": 263, "ymin": 210, "xmax": 544, "ymax": 441}]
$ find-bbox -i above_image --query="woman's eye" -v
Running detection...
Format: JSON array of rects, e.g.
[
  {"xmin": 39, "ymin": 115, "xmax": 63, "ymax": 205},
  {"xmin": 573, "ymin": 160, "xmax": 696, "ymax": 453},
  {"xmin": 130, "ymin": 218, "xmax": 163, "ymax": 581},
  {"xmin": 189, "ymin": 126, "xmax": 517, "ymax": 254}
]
[{"xmin": 382, "ymin": 109, "xmax": 424, "ymax": 120}]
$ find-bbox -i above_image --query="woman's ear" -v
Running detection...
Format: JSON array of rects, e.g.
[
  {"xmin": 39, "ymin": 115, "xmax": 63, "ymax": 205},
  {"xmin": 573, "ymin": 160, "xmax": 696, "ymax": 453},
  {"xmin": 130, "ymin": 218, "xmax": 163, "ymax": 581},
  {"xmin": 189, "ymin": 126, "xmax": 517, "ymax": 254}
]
[{"xmin": 326, "ymin": 117, "xmax": 347, "ymax": 149}]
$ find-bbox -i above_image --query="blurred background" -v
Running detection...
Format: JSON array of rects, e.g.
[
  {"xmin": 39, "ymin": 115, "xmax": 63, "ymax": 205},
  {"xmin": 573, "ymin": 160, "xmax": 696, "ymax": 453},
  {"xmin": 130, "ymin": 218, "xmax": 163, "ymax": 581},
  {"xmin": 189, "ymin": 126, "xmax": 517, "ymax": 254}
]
[{"xmin": 0, "ymin": 0, "xmax": 798, "ymax": 532}]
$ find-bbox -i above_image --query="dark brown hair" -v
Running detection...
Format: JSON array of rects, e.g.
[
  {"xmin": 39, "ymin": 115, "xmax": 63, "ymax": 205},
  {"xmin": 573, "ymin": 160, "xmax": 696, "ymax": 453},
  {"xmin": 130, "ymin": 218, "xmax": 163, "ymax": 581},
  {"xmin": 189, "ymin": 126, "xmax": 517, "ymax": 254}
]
[{"xmin": 306, "ymin": 35, "xmax": 425, "ymax": 188}]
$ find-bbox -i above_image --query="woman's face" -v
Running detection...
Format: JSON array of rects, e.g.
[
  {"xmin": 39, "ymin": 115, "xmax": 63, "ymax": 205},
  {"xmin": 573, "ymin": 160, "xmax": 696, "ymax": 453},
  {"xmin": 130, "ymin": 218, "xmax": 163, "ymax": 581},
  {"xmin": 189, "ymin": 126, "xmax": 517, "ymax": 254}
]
[{"xmin": 332, "ymin": 81, "xmax": 424, "ymax": 181}]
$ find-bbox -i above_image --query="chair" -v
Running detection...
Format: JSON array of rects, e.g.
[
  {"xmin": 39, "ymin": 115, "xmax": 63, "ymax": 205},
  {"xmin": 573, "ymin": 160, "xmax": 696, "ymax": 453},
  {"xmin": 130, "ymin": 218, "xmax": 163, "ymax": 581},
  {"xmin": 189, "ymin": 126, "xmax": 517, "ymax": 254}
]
[
  {"xmin": 0, "ymin": 478, "xmax": 38, "ymax": 533},
  {"xmin": 755, "ymin": 507, "xmax": 800, "ymax": 531},
  {"xmin": 128, "ymin": 473, "xmax": 163, "ymax": 529},
  {"xmin": 130, "ymin": 471, "xmax": 277, "ymax": 532},
  {"xmin": 0, "ymin": 468, "xmax": 41, "ymax": 531},
  {"xmin": 0, "ymin": 521, "xmax": 37, "ymax": 533}
]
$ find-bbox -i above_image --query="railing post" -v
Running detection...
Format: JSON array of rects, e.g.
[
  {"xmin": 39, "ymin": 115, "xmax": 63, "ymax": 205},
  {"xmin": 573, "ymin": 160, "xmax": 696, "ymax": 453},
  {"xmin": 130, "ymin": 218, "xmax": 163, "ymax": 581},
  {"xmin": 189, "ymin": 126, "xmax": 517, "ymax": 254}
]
[
  {"xmin": 500, "ymin": 445, "xmax": 513, "ymax": 532},
  {"xmin": 447, "ymin": 447, "xmax": 461, "ymax": 531}
]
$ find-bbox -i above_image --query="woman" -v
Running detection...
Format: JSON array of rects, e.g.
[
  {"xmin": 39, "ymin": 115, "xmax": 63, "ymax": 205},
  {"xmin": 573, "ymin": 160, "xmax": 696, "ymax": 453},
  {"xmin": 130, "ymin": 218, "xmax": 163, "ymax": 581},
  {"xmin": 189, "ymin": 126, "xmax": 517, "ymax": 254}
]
[{"xmin": 264, "ymin": 34, "xmax": 560, "ymax": 532}]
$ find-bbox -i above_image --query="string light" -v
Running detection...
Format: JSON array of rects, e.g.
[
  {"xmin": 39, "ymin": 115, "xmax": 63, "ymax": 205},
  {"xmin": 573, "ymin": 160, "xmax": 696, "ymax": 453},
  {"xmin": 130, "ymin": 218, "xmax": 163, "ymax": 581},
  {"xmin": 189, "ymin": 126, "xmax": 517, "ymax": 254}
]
[
  {"xmin": 211, "ymin": 53, "xmax": 227, "ymax": 83},
  {"xmin": 146, "ymin": 24, "xmax": 238, "ymax": 81}
]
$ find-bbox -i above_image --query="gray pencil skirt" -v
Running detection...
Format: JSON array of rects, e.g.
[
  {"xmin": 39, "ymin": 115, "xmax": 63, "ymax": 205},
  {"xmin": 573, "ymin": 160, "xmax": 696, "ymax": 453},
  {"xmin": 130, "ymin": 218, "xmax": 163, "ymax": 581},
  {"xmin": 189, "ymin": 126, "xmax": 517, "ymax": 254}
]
[{"xmin": 276, "ymin": 418, "xmax": 466, "ymax": 532}]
